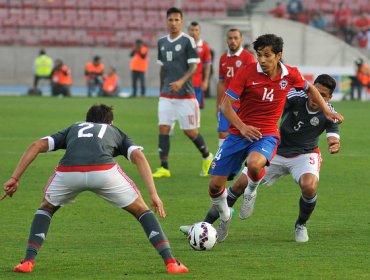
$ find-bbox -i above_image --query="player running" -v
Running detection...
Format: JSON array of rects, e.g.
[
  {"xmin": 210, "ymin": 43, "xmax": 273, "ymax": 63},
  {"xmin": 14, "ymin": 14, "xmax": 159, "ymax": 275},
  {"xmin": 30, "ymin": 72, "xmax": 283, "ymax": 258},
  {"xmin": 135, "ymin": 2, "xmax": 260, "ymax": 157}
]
[
  {"xmin": 194, "ymin": 34, "xmax": 344, "ymax": 243},
  {"xmin": 3, "ymin": 104, "xmax": 188, "ymax": 274},
  {"xmin": 182, "ymin": 74, "xmax": 341, "ymax": 243}
]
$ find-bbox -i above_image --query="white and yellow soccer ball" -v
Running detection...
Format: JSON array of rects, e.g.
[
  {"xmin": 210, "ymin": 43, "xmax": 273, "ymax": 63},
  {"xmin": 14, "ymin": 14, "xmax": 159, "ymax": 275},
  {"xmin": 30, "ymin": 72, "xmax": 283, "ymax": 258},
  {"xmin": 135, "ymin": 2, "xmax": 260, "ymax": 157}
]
[{"xmin": 188, "ymin": 222, "xmax": 218, "ymax": 251}]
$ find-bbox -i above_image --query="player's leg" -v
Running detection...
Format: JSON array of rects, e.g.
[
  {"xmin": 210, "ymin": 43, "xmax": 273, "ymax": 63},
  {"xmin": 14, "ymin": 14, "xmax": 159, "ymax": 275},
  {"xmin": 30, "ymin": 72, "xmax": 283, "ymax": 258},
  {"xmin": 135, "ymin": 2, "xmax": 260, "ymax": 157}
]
[
  {"xmin": 13, "ymin": 171, "xmax": 80, "ymax": 273},
  {"xmin": 153, "ymin": 98, "xmax": 174, "ymax": 178},
  {"xmin": 178, "ymin": 99, "xmax": 213, "ymax": 176},
  {"xmin": 87, "ymin": 78, "xmax": 95, "ymax": 97},
  {"xmin": 124, "ymin": 198, "xmax": 188, "ymax": 273},
  {"xmin": 207, "ymin": 135, "xmax": 248, "ymax": 241},
  {"xmin": 290, "ymin": 153, "xmax": 321, "ymax": 242},
  {"xmin": 139, "ymin": 72, "xmax": 146, "ymax": 97},
  {"xmin": 131, "ymin": 70, "xmax": 138, "ymax": 97}
]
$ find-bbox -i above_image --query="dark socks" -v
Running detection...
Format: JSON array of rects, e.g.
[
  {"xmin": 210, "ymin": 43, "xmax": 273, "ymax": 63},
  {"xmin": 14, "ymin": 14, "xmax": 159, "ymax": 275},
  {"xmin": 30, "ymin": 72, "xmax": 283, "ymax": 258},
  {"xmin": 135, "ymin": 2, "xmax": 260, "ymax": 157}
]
[
  {"xmin": 24, "ymin": 208, "xmax": 53, "ymax": 261},
  {"xmin": 296, "ymin": 194, "xmax": 317, "ymax": 226},
  {"xmin": 191, "ymin": 134, "xmax": 209, "ymax": 158},
  {"xmin": 138, "ymin": 210, "xmax": 175, "ymax": 264},
  {"xmin": 158, "ymin": 134, "xmax": 170, "ymax": 169}
]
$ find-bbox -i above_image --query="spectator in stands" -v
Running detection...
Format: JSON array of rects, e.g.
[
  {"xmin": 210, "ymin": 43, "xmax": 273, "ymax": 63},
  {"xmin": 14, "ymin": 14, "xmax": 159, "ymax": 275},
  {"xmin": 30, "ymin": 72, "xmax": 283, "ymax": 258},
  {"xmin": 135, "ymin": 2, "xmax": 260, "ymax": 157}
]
[
  {"xmin": 99, "ymin": 67, "xmax": 121, "ymax": 97},
  {"xmin": 354, "ymin": 12, "xmax": 370, "ymax": 48},
  {"xmin": 33, "ymin": 49, "xmax": 53, "ymax": 90},
  {"xmin": 50, "ymin": 59, "xmax": 72, "ymax": 97},
  {"xmin": 269, "ymin": 2, "xmax": 286, "ymax": 19},
  {"xmin": 334, "ymin": 2, "xmax": 352, "ymax": 44},
  {"xmin": 130, "ymin": 39, "xmax": 149, "ymax": 97},
  {"xmin": 187, "ymin": 21, "xmax": 212, "ymax": 109},
  {"xmin": 287, "ymin": 0, "xmax": 304, "ymax": 22},
  {"xmin": 349, "ymin": 58, "xmax": 370, "ymax": 101},
  {"xmin": 85, "ymin": 55, "xmax": 104, "ymax": 97},
  {"xmin": 309, "ymin": 11, "xmax": 326, "ymax": 31}
]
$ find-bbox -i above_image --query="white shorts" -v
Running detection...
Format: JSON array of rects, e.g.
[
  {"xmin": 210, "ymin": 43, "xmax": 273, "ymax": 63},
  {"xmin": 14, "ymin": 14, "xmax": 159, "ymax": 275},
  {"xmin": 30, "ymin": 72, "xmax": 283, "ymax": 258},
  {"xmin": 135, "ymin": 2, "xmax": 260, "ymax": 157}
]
[
  {"xmin": 158, "ymin": 97, "xmax": 200, "ymax": 130},
  {"xmin": 44, "ymin": 164, "xmax": 140, "ymax": 208},
  {"xmin": 242, "ymin": 152, "xmax": 322, "ymax": 185}
]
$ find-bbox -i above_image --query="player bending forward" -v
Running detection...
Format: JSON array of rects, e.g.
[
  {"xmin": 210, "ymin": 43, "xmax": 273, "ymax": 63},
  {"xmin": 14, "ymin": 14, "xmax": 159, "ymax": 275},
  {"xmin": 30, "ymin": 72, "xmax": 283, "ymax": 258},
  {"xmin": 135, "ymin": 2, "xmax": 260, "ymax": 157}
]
[
  {"xmin": 181, "ymin": 74, "xmax": 341, "ymax": 243},
  {"xmin": 3, "ymin": 104, "xmax": 188, "ymax": 274}
]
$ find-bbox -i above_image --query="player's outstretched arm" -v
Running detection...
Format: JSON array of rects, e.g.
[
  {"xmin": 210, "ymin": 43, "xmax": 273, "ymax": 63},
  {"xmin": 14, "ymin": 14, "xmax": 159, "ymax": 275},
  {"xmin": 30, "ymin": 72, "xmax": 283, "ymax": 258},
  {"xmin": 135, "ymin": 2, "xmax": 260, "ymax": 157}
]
[
  {"xmin": 327, "ymin": 136, "xmax": 340, "ymax": 154},
  {"xmin": 3, "ymin": 139, "xmax": 49, "ymax": 197},
  {"xmin": 130, "ymin": 149, "xmax": 166, "ymax": 218},
  {"xmin": 306, "ymin": 83, "xmax": 344, "ymax": 123}
]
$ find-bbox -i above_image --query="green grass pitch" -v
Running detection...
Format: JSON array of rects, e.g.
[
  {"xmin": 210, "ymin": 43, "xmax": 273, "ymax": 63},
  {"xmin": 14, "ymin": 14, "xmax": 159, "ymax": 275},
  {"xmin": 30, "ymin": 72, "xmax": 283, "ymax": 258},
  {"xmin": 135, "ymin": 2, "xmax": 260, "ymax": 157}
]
[{"xmin": 0, "ymin": 96, "xmax": 369, "ymax": 279}]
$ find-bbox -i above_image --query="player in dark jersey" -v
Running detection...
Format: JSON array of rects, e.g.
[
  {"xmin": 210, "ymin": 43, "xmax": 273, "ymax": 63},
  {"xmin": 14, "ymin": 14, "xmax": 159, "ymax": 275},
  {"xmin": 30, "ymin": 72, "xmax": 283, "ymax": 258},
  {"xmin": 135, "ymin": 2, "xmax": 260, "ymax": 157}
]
[
  {"xmin": 206, "ymin": 34, "xmax": 344, "ymax": 243},
  {"xmin": 3, "ymin": 104, "xmax": 188, "ymax": 274},
  {"xmin": 189, "ymin": 74, "xmax": 340, "ymax": 243},
  {"xmin": 153, "ymin": 7, "xmax": 213, "ymax": 179},
  {"xmin": 217, "ymin": 28, "xmax": 256, "ymax": 147}
]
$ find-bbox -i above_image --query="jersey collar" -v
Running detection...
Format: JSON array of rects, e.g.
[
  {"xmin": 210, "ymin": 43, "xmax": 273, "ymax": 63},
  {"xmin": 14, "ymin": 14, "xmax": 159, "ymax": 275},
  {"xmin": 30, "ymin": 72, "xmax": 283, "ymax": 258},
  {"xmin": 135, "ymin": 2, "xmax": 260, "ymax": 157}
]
[
  {"xmin": 227, "ymin": 47, "xmax": 243, "ymax": 57},
  {"xmin": 256, "ymin": 61, "xmax": 289, "ymax": 78},
  {"xmin": 167, "ymin": 32, "xmax": 184, "ymax": 43}
]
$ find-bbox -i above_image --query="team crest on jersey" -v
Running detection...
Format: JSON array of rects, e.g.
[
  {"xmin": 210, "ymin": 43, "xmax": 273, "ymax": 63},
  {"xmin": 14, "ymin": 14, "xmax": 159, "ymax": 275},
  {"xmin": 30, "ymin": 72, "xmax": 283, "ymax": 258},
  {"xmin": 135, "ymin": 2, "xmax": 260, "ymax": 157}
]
[
  {"xmin": 161, "ymin": 46, "xmax": 165, "ymax": 51},
  {"xmin": 310, "ymin": 117, "xmax": 319, "ymax": 126},
  {"xmin": 280, "ymin": 80, "xmax": 288, "ymax": 90},
  {"xmin": 175, "ymin": 44, "xmax": 182, "ymax": 51},
  {"xmin": 236, "ymin": 60, "xmax": 242, "ymax": 67},
  {"xmin": 293, "ymin": 111, "xmax": 298, "ymax": 116}
]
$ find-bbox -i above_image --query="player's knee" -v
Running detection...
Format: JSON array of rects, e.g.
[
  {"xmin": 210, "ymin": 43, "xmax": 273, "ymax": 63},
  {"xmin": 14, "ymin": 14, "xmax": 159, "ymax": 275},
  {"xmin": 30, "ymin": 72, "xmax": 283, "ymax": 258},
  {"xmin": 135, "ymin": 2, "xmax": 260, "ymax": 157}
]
[{"xmin": 299, "ymin": 178, "xmax": 318, "ymax": 196}]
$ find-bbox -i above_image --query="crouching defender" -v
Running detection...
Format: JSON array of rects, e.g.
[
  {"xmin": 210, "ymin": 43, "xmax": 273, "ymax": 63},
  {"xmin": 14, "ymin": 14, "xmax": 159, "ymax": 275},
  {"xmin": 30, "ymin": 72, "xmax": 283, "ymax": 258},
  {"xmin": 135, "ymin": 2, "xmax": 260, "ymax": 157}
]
[
  {"xmin": 181, "ymin": 74, "xmax": 341, "ymax": 243},
  {"xmin": 3, "ymin": 104, "xmax": 188, "ymax": 274}
]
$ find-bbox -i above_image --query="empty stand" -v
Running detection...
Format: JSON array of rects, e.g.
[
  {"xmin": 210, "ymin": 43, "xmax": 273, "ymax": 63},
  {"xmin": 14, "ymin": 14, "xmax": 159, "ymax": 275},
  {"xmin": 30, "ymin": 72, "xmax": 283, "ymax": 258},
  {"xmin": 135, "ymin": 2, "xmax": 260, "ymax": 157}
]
[{"xmin": 0, "ymin": 0, "xmax": 250, "ymax": 47}]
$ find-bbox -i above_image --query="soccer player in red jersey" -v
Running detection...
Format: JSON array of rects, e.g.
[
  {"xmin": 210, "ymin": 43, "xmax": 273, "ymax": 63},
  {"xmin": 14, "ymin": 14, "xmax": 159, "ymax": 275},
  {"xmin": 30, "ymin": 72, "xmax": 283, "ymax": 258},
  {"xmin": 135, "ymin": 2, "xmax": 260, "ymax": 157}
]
[
  {"xmin": 188, "ymin": 21, "xmax": 212, "ymax": 109},
  {"xmin": 217, "ymin": 28, "xmax": 256, "ymax": 146},
  {"xmin": 207, "ymin": 34, "xmax": 344, "ymax": 242}
]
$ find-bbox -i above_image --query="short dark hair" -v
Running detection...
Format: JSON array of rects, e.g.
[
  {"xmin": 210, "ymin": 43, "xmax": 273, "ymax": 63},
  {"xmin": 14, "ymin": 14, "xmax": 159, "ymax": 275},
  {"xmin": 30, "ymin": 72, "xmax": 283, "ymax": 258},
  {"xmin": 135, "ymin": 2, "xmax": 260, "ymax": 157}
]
[
  {"xmin": 314, "ymin": 74, "xmax": 337, "ymax": 94},
  {"xmin": 86, "ymin": 104, "xmax": 114, "ymax": 124},
  {"xmin": 39, "ymin": 49, "xmax": 46, "ymax": 55},
  {"xmin": 227, "ymin": 28, "xmax": 242, "ymax": 37},
  {"xmin": 167, "ymin": 7, "xmax": 183, "ymax": 18},
  {"xmin": 189, "ymin": 21, "xmax": 199, "ymax": 27},
  {"xmin": 93, "ymin": 55, "xmax": 101, "ymax": 62},
  {"xmin": 253, "ymin": 34, "xmax": 284, "ymax": 54}
]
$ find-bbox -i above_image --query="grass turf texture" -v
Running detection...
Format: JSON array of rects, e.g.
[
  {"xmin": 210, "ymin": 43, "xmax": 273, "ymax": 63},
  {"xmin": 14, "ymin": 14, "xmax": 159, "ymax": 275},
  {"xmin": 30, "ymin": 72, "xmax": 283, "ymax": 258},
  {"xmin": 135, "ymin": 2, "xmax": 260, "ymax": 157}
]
[{"xmin": 0, "ymin": 96, "xmax": 369, "ymax": 279}]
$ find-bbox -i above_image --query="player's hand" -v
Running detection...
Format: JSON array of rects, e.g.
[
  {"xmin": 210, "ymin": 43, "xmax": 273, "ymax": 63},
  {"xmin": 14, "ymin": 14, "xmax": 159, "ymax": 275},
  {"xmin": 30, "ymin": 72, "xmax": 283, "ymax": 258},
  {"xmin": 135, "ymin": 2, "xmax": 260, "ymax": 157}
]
[
  {"xmin": 325, "ymin": 111, "xmax": 344, "ymax": 124},
  {"xmin": 169, "ymin": 80, "xmax": 184, "ymax": 92},
  {"xmin": 328, "ymin": 140, "xmax": 340, "ymax": 154},
  {"xmin": 200, "ymin": 80, "xmax": 209, "ymax": 91},
  {"xmin": 150, "ymin": 193, "xmax": 166, "ymax": 218},
  {"xmin": 3, "ymin": 177, "xmax": 19, "ymax": 198},
  {"xmin": 239, "ymin": 125, "xmax": 262, "ymax": 142}
]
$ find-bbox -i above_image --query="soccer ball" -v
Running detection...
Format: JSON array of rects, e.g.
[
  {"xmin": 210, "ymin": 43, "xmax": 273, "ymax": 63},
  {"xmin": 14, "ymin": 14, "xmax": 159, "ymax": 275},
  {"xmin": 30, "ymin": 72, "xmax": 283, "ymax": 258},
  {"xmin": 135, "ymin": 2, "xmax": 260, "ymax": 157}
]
[{"xmin": 188, "ymin": 222, "xmax": 218, "ymax": 251}]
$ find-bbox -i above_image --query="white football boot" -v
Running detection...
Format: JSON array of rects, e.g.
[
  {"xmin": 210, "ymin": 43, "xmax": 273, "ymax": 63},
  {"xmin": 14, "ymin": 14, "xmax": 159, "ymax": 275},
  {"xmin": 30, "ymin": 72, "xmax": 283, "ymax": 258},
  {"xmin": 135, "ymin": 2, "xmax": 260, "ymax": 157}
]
[
  {"xmin": 295, "ymin": 224, "xmax": 309, "ymax": 243},
  {"xmin": 216, "ymin": 208, "xmax": 232, "ymax": 243},
  {"xmin": 179, "ymin": 225, "xmax": 191, "ymax": 236},
  {"xmin": 239, "ymin": 191, "xmax": 257, "ymax": 220}
]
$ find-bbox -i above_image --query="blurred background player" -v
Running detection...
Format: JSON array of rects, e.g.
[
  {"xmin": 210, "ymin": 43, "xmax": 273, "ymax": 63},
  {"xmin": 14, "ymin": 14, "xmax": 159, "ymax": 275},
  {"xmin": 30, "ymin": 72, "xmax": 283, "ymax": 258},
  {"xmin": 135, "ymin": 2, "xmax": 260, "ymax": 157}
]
[
  {"xmin": 33, "ymin": 49, "xmax": 53, "ymax": 92},
  {"xmin": 130, "ymin": 39, "xmax": 149, "ymax": 97},
  {"xmin": 152, "ymin": 7, "xmax": 213, "ymax": 179},
  {"xmin": 217, "ymin": 29, "xmax": 256, "ymax": 147},
  {"xmin": 205, "ymin": 34, "xmax": 344, "ymax": 243},
  {"xmin": 50, "ymin": 59, "xmax": 72, "ymax": 97},
  {"xmin": 3, "ymin": 104, "xmax": 188, "ymax": 274},
  {"xmin": 187, "ymin": 21, "xmax": 212, "ymax": 109},
  {"xmin": 99, "ymin": 66, "xmax": 121, "ymax": 97},
  {"xmin": 85, "ymin": 55, "xmax": 104, "ymax": 97},
  {"xmin": 191, "ymin": 74, "xmax": 341, "ymax": 243},
  {"xmin": 349, "ymin": 58, "xmax": 370, "ymax": 100}
]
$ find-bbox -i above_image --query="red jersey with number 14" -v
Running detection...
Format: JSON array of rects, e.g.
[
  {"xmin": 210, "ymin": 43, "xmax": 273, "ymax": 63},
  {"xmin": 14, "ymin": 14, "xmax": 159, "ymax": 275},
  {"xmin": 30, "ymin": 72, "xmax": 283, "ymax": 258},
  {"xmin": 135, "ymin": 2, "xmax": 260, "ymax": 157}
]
[
  {"xmin": 226, "ymin": 62, "xmax": 308, "ymax": 137},
  {"xmin": 219, "ymin": 48, "xmax": 256, "ymax": 109}
]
